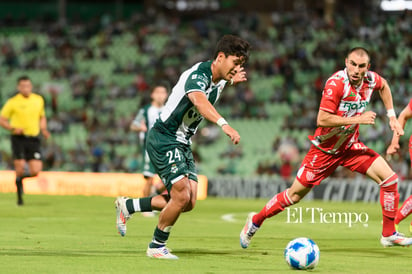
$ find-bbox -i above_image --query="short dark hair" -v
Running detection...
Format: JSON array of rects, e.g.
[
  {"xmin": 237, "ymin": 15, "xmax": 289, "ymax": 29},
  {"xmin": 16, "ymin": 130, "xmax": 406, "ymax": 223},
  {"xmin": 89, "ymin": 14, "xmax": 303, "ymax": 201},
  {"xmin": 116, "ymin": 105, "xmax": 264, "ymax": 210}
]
[
  {"xmin": 17, "ymin": 75, "xmax": 31, "ymax": 83},
  {"xmin": 213, "ymin": 35, "xmax": 251, "ymax": 63},
  {"xmin": 347, "ymin": 47, "xmax": 370, "ymax": 61}
]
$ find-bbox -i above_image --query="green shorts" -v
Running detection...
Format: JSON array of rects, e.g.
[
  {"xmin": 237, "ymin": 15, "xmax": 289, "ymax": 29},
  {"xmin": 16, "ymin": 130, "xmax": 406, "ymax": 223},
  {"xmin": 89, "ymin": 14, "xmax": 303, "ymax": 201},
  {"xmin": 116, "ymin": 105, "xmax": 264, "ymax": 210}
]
[
  {"xmin": 146, "ymin": 127, "xmax": 198, "ymax": 192},
  {"xmin": 142, "ymin": 150, "xmax": 156, "ymax": 178}
]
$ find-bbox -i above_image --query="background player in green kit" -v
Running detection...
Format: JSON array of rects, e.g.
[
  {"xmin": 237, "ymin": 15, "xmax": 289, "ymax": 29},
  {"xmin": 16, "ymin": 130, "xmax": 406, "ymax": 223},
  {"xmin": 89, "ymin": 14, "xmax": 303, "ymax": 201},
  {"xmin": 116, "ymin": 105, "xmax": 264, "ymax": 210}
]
[
  {"xmin": 115, "ymin": 34, "xmax": 250, "ymax": 259},
  {"xmin": 130, "ymin": 85, "xmax": 168, "ymax": 217}
]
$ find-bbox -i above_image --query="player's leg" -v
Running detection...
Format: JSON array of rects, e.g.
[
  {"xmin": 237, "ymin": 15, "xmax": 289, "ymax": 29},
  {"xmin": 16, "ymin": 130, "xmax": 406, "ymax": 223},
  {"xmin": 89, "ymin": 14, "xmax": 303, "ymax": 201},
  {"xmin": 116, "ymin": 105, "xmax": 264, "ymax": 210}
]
[
  {"xmin": 11, "ymin": 135, "xmax": 31, "ymax": 205},
  {"xmin": 364, "ymin": 156, "xmax": 412, "ymax": 246},
  {"xmin": 240, "ymin": 178, "xmax": 312, "ymax": 249},
  {"xmin": 240, "ymin": 146, "xmax": 336, "ymax": 249},
  {"xmin": 14, "ymin": 159, "xmax": 26, "ymax": 205},
  {"xmin": 146, "ymin": 176, "xmax": 194, "ymax": 259},
  {"xmin": 146, "ymin": 146, "xmax": 197, "ymax": 259},
  {"xmin": 395, "ymin": 195, "xmax": 412, "ymax": 231},
  {"xmin": 394, "ymin": 135, "xmax": 412, "ymax": 232}
]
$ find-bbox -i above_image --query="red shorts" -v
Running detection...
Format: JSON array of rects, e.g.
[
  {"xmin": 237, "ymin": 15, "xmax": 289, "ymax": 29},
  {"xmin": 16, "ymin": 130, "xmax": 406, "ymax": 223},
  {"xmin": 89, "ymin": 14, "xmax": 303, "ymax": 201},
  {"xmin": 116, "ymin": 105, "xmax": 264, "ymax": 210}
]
[{"xmin": 296, "ymin": 142, "xmax": 379, "ymax": 188}]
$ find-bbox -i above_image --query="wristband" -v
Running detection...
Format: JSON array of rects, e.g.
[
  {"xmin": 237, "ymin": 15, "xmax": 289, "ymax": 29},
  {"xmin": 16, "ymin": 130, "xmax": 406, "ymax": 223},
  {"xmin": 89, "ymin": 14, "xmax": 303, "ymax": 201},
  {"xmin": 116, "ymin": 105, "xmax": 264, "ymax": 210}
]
[
  {"xmin": 216, "ymin": 117, "xmax": 228, "ymax": 127},
  {"xmin": 387, "ymin": 109, "xmax": 396, "ymax": 118}
]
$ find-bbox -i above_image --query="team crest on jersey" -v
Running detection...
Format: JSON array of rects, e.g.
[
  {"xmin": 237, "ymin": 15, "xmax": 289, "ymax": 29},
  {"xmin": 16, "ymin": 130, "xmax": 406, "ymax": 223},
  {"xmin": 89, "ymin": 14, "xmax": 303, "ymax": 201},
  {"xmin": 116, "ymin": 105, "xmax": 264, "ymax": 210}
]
[
  {"xmin": 306, "ymin": 171, "xmax": 315, "ymax": 181},
  {"xmin": 171, "ymin": 164, "xmax": 178, "ymax": 174}
]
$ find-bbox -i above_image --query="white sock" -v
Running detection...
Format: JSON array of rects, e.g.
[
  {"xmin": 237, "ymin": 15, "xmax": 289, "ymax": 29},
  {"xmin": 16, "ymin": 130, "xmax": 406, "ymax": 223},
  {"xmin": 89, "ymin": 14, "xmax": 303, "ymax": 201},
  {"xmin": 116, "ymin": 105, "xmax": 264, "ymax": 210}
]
[{"xmin": 133, "ymin": 199, "xmax": 141, "ymax": 212}]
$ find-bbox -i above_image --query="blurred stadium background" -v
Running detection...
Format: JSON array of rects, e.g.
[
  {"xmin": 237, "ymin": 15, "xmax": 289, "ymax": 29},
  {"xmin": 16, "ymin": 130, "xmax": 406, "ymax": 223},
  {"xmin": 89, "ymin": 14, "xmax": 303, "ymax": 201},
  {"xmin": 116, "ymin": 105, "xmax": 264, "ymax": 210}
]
[{"xmin": 0, "ymin": 0, "xmax": 411, "ymax": 198}]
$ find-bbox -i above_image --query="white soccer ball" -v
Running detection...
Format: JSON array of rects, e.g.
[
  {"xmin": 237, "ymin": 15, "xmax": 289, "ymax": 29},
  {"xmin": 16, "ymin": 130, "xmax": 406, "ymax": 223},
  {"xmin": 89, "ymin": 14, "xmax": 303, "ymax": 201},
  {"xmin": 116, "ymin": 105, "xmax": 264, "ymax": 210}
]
[{"xmin": 284, "ymin": 237, "xmax": 320, "ymax": 270}]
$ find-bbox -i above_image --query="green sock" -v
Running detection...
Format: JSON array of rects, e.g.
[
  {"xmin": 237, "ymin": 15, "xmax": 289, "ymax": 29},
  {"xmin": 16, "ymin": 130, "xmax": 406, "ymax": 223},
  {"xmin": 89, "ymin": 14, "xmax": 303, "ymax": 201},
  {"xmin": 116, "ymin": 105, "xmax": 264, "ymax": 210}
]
[
  {"xmin": 125, "ymin": 199, "xmax": 135, "ymax": 214},
  {"xmin": 149, "ymin": 226, "xmax": 170, "ymax": 248},
  {"xmin": 139, "ymin": 197, "xmax": 153, "ymax": 212},
  {"xmin": 125, "ymin": 197, "xmax": 153, "ymax": 214}
]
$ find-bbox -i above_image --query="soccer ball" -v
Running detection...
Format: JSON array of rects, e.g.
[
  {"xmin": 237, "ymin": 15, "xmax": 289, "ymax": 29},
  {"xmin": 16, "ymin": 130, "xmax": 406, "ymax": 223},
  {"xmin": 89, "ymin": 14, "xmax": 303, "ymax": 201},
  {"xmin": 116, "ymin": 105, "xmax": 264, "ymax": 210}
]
[{"xmin": 284, "ymin": 237, "xmax": 320, "ymax": 270}]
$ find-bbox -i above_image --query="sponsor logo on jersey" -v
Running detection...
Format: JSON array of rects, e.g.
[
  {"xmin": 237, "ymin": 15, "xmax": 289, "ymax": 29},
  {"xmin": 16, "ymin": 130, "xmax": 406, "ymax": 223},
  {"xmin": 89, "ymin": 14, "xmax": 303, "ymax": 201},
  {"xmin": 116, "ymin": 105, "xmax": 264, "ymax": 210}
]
[
  {"xmin": 340, "ymin": 101, "xmax": 368, "ymax": 111},
  {"xmin": 329, "ymin": 81, "xmax": 337, "ymax": 86}
]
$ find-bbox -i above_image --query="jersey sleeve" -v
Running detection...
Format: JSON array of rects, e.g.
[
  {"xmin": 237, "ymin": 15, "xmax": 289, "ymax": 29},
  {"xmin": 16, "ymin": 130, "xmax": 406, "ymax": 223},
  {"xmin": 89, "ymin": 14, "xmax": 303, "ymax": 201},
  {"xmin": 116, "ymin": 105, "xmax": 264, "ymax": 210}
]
[
  {"xmin": 371, "ymin": 71, "xmax": 383, "ymax": 91},
  {"xmin": 0, "ymin": 99, "xmax": 13, "ymax": 119},
  {"xmin": 408, "ymin": 98, "xmax": 412, "ymax": 111},
  {"xmin": 319, "ymin": 79, "xmax": 344, "ymax": 114},
  {"xmin": 184, "ymin": 71, "xmax": 210, "ymax": 94}
]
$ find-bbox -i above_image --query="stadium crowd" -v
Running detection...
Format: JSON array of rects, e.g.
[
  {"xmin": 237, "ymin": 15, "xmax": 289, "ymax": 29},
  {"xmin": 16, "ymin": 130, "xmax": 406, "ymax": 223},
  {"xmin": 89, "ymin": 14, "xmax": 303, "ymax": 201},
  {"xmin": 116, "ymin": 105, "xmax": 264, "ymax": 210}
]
[{"xmin": 0, "ymin": 5, "xmax": 411, "ymax": 178}]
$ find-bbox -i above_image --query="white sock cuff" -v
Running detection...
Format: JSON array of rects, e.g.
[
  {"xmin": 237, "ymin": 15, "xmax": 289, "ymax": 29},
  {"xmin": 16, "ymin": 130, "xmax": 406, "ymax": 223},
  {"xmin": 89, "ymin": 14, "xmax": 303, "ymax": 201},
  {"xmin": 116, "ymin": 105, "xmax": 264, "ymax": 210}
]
[
  {"xmin": 284, "ymin": 189, "xmax": 294, "ymax": 205},
  {"xmin": 133, "ymin": 199, "xmax": 141, "ymax": 212},
  {"xmin": 379, "ymin": 173, "xmax": 398, "ymax": 187}
]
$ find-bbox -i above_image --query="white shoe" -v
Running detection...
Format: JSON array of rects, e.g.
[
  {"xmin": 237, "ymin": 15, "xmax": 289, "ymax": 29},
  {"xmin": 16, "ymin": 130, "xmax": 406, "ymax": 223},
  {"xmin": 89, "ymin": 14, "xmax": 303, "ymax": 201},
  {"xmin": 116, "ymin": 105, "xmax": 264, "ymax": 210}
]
[
  {"xmin": 115, "ymin": 197, "xmax": 131, "ymax": 237},
  {"xmin": 380, "ymin": 232, "xmax": 412, "ymax": 247},
  {"xmin": 146, "ymin": 246, "xmax": 178, "ymax": 259},
  {"xmin": 240, "ymin": 212, "xmax": 259, "ymax": 249}
]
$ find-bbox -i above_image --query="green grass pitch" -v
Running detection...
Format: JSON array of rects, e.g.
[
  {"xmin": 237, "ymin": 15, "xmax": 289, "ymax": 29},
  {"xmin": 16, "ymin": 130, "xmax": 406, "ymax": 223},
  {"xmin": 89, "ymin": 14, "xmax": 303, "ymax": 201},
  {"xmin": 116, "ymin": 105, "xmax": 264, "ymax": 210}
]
[{"xmin": 1, "ymin": 193, "xmax": 411, "ymax": 273}]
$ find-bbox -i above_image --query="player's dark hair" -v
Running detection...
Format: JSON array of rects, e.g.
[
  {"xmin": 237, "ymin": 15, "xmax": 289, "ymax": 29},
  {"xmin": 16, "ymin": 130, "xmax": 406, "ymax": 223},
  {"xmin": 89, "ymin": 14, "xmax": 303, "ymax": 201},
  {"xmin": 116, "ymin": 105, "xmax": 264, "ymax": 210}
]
[
  {"xmin": 347, "ymin": 47, "xmax": 370, "ymax": 61},
  {"xmin": 213, "ymin": 35, "xmax": 250, "ymax": 63},
  {"xmin": 17, "ymin": 75, "xmax": 31, "ymax": 83},
  {"xmin": 151, "ymin": 83, "xmax": 169, "ymax": 94}
]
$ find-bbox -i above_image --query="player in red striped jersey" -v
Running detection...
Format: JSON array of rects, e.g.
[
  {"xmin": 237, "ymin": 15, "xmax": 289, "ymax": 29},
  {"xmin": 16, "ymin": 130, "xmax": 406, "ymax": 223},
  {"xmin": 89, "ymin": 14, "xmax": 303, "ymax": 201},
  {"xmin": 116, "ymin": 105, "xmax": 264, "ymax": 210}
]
[
  {"xmin": 387, "ymin": 98, "xmax": 412, "ymax": 233},
  {"xmin": 240, "ymin": 47, "xmax": 412, "ymax": 248}
]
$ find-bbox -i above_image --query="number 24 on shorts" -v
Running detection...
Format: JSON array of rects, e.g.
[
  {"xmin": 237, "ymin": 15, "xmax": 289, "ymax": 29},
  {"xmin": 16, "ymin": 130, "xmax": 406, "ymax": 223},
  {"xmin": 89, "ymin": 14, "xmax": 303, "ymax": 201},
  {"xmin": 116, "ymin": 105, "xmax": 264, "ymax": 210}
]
[{"xmin": 166, "ymin": 148, "xmax": 182, "ymax": 164}]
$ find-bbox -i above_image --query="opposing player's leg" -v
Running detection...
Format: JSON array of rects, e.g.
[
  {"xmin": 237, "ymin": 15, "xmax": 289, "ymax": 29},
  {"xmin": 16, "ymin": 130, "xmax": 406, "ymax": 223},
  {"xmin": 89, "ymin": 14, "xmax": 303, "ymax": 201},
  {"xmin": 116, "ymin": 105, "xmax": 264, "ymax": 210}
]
[
  {"xmin": 365, "ymin": 156, "xmax": 412, "ymax": 247},
  {"xmin": 146, "ymin": 177, "xmax": 197, "ymax": 259},
  {"xmin": 240, "ymin": 178, "xmax": 312, "ymax": 249},
  {"xmin": 395, "ymin": 195, "xmax": 412, "ymax": 232}
]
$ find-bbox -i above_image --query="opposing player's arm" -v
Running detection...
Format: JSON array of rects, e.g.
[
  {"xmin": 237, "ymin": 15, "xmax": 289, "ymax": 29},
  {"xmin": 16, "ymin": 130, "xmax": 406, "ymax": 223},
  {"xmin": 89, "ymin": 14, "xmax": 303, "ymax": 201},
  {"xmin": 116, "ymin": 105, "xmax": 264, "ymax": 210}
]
[
  {"xmin": 378, "ymin": 77, "xmax": 404, "ymax": 137},
  {"xmin": 387, "ymin": 103, "xmax": 412, "ymax": 155},
  {"xmin": 317, "ymin": 110, "xmax": 376, "ymax": 127},
  {"xmin": 187, "ymin": 91, "xmax": 240, "ymax": 144}
]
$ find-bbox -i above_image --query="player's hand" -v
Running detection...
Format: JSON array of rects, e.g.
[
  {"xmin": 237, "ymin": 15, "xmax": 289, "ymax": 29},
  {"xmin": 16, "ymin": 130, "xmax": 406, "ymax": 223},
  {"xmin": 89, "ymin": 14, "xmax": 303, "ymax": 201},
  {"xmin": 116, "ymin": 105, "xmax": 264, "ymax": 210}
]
[
  {"xmin": 386, "ymin": 143, "xmax": 400, "ymax": 155},
  {"xmin": 41, "ymin": 129, "xmax": 51, "ymax": 139},
  {"xmin": 12, "ymin": 128, "xmax": 24, "ymax": 135},
  {"xmin": 231, "ymin": 67, "xmax": 247, "ymax": 85},
  {"xmin": 389, "ymin": 116, "xmax": 404, "ymax": 136},
  {"xmin": 221, "ymin": 124, "xmax": 240, "ymax": 145},
  {"xmin": 358, "ymin": 111, "xmax": 376, "ymax": 125},
  {"xmin": 140, "ymin": 121, "xmax": 147, "ymax": 132}
]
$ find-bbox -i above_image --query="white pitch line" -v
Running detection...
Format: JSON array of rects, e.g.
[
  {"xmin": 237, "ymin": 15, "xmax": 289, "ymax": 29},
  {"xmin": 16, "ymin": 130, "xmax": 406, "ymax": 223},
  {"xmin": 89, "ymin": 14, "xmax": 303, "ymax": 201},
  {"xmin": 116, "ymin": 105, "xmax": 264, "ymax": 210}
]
[{"xmin": 221, "ymin": 213, "xmax": 237, "ymax": 223}]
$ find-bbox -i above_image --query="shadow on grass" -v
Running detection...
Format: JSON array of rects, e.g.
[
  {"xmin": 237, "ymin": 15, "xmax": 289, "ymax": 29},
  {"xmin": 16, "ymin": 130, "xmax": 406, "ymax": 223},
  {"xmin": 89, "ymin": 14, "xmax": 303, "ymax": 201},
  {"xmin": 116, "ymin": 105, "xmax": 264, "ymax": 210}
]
[{"xmin": 324, "ymin": 247, "xmax": 411, "ymax": 257}]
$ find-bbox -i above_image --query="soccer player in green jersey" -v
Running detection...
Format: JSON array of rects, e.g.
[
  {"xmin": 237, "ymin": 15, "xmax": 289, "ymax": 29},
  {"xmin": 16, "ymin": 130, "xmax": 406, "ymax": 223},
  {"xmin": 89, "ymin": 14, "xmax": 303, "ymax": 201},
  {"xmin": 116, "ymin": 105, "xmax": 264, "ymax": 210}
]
[
  {"xmin": 130, "ymin": 85, "xmax": 168, "ymax": 217},
  {"xmin": 115, "ymin": 35, "xmax": 250, "ymax": 259}
]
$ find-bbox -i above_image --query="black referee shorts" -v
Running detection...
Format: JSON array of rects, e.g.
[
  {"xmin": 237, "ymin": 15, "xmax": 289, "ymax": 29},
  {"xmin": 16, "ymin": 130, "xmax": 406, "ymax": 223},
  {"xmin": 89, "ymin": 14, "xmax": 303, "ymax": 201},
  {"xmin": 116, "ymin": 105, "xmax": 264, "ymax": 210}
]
[{"xmin": 11, "ymin": 135, "xmax": 42, "ymax": 161}]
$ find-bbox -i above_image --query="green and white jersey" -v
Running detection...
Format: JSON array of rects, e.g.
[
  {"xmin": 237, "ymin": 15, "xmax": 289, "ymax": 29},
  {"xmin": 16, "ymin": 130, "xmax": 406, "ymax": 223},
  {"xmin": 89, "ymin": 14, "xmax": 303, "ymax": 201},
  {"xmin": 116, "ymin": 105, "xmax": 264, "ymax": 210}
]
[
  {"xmin": 132, "ymin": 104, "xmax": 164, "ymax": 146},
  {"xmin": 155, "ymin": 60, "xmax": 227, "ymax": 145}
]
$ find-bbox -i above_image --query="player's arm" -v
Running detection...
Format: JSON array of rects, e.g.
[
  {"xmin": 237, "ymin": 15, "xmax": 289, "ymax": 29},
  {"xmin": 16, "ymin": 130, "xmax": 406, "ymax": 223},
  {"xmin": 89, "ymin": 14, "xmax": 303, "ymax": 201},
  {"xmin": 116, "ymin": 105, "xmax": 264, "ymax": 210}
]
[
  {"xmin": 130, "ymin": 109, "xmax": 147, "ymax": 132},
  {"xmin": 187, "ymin": 91, "xmax": 240, "ymax": 144},
  {"xmin": 378, "ymin": 77, "xmax": 404, "ymax": 137},
  {"xmin": 0, "ymin": 102, "xmax": 23, "ymax": 134},
  {"xmin": 40, "ymin": 115, "xmax": 50, "ymax": 139},
  {"xmin": 387, "ymin": 103, "xmax": 412, "ymax": 155},
  {"xmin": 317, "ymin": 110, "xmax": 376, "ymax": 127}
]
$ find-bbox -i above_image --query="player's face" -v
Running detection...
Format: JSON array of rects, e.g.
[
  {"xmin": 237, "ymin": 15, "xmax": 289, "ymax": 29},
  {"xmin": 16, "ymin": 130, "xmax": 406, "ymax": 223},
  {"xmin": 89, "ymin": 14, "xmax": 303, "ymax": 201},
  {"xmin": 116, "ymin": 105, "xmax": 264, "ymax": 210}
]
[
  {"xmin": 345, "ymin": 53, "xmax": 370, "ymax": 86},
  {"xmin": 151, "ymin": 86, "xmax": 168, "ymax": 106},
  {"xmin": 17, "ymin": 80, "xmax": 33, "ymax": 97},
  {"xmin": 218, "ymin": 53, "xmax": 245, "ymax": 81}
]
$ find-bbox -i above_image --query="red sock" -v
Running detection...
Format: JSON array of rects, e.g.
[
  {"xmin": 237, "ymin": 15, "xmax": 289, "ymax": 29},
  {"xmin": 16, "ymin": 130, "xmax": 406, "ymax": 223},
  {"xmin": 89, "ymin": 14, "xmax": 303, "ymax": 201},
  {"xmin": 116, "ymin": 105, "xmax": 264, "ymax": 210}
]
[
  {"xmin": 252, "ymin": 189, "xmax": 294, "ymax": 227},
  {"xmin": 380, "ymin": 174, "xmax": 399, "ymax": 237},
  {"xmin": 395, "ymin": 195, "xmax": 412, "ymax": 225}
]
